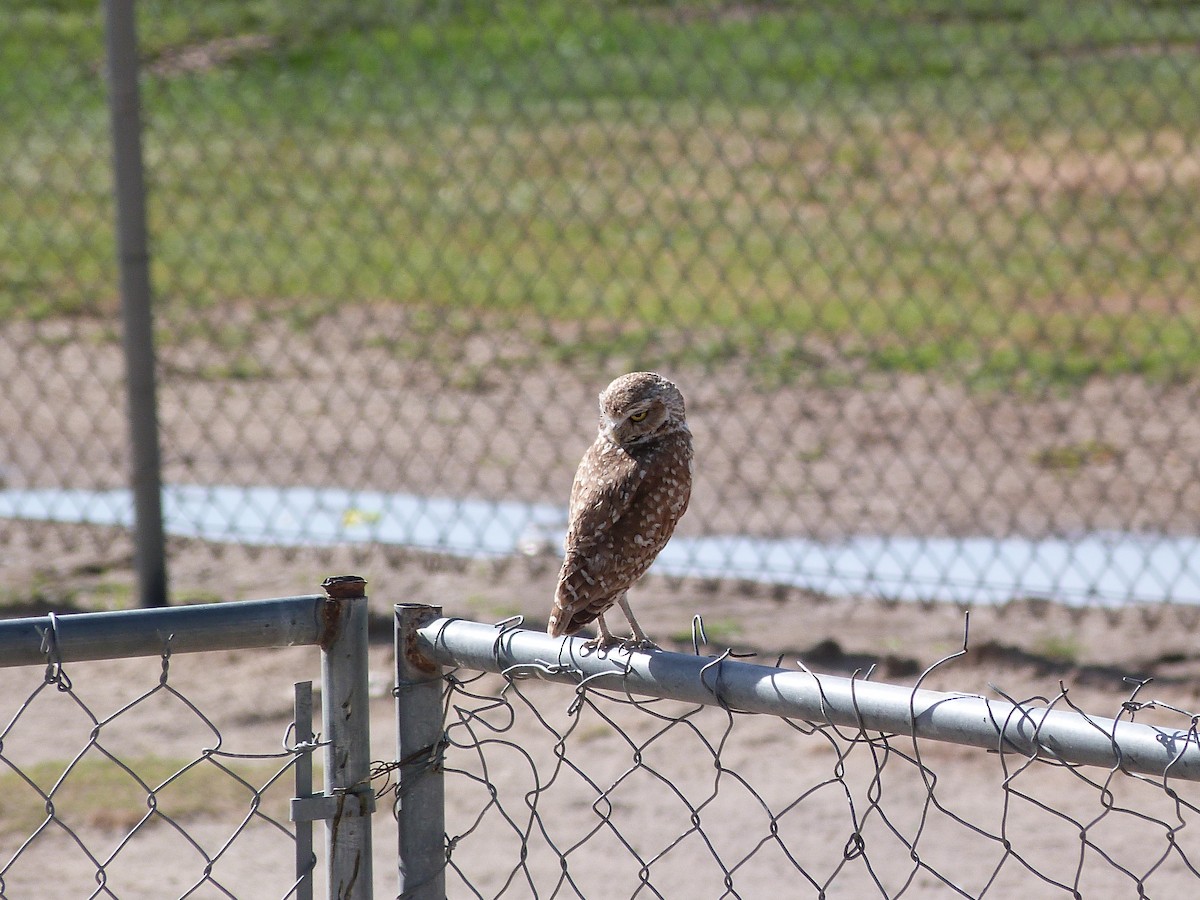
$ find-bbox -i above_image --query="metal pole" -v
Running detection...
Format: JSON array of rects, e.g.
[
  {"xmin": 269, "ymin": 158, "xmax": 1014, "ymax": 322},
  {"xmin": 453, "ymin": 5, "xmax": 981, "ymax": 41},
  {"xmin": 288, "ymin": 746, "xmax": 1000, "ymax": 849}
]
[
  {"xmin": 395, "ymin": 604, "xmax": 446, "ymax": 900},
  {"xmin": 412, "ymin": 618, "xmax": 1200, "ymax": 783},
  {"xmin": 320, "ymin": 577, "xmax": 375, "ymax": 899},
  {"xmin": 103, "ymin": 0, "xmax": 168, "ymax": 607},
  {"xmin": 293, "ymin": 681, "xmax": 316, "ymax": 900}
]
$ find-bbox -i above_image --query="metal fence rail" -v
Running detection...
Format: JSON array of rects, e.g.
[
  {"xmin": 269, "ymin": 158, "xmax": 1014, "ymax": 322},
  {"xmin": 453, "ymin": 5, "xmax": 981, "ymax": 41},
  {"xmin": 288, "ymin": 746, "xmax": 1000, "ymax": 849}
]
[
  {"xmin": 0, "ymin": 585, "xmax": 373, "ymax": 899},
  {"xmin": 394, "ymin": 605, "xmax": 1200, "ymax": 897},
  {"xmin": 411, "ymin": 612, "xmax": 1200, "ymax": 781}
]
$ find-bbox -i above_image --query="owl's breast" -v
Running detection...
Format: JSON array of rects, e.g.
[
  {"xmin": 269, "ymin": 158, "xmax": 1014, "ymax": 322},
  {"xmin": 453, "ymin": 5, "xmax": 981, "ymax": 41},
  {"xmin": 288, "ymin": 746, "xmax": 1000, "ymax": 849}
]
[{"xmin": 628, "ymin": 429, "xmax": 693, "ymax": 525}]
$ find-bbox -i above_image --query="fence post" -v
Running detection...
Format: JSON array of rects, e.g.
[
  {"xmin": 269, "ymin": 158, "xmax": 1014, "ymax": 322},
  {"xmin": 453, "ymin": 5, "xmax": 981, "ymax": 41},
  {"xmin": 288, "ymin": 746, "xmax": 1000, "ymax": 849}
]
[
  {"xmin": 293, "ymin": 681, "xmax": 316, "ymax": 900},
  {"xmin": 320, "ymin": 577, "xmax": 374, "ymax": 899},
  {"xmin": 395, "ymin": 604, "xmax": 446, "ymax": 900},
  {"xmin": 103, "ymin": 0, "xmax": 168, "ymax": 607}
]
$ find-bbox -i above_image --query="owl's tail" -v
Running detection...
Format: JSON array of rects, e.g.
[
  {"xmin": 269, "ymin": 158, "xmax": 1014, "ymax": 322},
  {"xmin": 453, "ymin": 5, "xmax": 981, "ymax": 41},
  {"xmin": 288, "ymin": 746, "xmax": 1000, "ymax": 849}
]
[
  {"xmin": 548, "ymin": 553, "xmax": 609, "ymax": 637},
  {"xmin": 547, "ymin": 590, "xmax": 588, "ymax": 637}
]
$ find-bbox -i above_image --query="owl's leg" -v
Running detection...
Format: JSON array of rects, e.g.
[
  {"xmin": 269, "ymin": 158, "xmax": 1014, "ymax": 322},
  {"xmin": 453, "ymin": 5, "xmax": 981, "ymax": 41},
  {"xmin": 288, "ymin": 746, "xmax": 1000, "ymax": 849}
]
[
  {"xmin": 596, "ymin": 613, "xmax": 618, "ymax": 647},
  {"xmin": 617, "ymin": 594, "xmax": 656, "ymax": 649},
  {"xmin": 581, "ymin": 612, "xmax": 620, "ymax": 652}
]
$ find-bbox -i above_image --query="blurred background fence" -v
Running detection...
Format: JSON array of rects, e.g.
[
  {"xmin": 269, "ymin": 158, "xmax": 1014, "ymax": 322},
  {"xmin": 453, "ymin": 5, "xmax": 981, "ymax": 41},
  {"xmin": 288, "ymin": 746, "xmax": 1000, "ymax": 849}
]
[{"xmin": 3, "ymin": 1, "xmax": 1200, "ymax": 606}]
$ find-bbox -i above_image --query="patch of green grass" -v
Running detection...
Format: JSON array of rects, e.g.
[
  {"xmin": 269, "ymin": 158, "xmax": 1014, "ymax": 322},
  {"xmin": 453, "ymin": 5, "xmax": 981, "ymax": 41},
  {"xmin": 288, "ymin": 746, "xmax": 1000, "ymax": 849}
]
[
  {"xmin": 0, "ymin": 755, "xmax": 297, "ymax": 835},
  {"xmin": 84, "ymin": 579, "xmax": 135, "ymax": 610},
  {"xmin": 461, "ymin": 593, "xmax": 523, "ymax": 622},
  {"xmin": 575, "ymin": 723, "xmax": 614, "ymax": 743},
  {"xmin": 5, "ymin": 1, "xmax": 1200, "ymax": 387},
  {"xmin": 1032, "ymin": 439, "xmax": 1122, "ymax": 472},
  {"xmin": 671, "ymin": 616, "xmax": 742, "ymax": 646},
  {"xmin": 0, "ymin": 578, "xmax": 80, "ymax": 615},
  {"xmin": 1033, "ymin": 633, "xmax": 1081, "ymax": 665}
]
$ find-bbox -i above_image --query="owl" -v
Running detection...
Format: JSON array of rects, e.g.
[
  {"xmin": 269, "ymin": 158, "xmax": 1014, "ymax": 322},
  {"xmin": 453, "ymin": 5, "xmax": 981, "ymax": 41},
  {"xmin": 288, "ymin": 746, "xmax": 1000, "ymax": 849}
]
[{"xmin": 548, "ymin": 372, "xmax": 693, "ymax": 649}]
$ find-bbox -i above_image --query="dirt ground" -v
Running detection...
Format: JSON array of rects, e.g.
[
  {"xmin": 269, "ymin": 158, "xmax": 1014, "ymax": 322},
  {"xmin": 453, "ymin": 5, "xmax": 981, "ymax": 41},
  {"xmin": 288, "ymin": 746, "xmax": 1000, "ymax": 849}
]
[
  {"xmin": 4, "ymin": 320, "xmax": 1200, "ymax": 895},
  {"xmin": 8, "ymin": 309, "xmax": 1200, "ymax": 541}
]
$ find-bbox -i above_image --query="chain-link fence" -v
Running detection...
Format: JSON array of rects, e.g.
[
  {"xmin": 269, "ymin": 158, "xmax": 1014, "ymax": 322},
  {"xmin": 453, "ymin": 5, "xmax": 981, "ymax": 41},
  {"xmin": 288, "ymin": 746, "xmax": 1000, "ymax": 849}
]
[
  {"xmin": 4, "ymin": 591, "xmax": 1199, "ymax": 898},
  {"xmin": 0, "ymin": 590, "xmax": 374, "ymax": 899},
  {"xmin": 0, "ymin": 653, "xmax": 306, "ymax": 898},
  {"xmin": 397, "ymin": 610, "xmax": 1200, "ymax": 898},
  {"xmin": 4, "ymin": 2, "xmax": 1200, "ymax": 605}
]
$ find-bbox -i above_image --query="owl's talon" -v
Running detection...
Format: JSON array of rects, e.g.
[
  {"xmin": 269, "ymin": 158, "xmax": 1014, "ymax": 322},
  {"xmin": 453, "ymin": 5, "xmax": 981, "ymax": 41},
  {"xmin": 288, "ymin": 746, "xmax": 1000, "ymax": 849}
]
[
  {"xmin": 623, "ymin": 637, "xmax": 658, "ymax": 652},
  {"xmin": 579, "ymin": 635, "xmax": 657, "ymax": 655},
  {"xmin": 580, "ymin": 636, "xmax": 622, "ymax": 655}
]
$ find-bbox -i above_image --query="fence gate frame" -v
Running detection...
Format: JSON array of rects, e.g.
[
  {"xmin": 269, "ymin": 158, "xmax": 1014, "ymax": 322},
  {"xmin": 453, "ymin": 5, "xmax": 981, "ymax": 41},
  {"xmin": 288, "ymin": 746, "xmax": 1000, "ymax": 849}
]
[
  {"xmin": 0, "ymin": 580, "xmax": 373, "ymax": 900},
  {"xmin": 393, "ymin": 602, "xmax": 1200, "ymax": 899}
]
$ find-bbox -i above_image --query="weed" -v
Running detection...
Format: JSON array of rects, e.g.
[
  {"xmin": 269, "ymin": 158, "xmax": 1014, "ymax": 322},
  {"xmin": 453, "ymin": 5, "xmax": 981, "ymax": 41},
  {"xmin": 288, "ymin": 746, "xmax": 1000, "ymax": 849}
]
[{"xmin": 1031, "ymin": 440, "xmax": 1121, "ymax": 472}]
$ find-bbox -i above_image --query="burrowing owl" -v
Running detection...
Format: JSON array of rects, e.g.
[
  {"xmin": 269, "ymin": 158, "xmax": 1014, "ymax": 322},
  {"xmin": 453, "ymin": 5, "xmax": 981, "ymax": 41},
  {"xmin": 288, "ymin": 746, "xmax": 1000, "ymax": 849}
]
[{"xmin": 548, "ymin": 372, "xmax": 693, "ymax": 649}]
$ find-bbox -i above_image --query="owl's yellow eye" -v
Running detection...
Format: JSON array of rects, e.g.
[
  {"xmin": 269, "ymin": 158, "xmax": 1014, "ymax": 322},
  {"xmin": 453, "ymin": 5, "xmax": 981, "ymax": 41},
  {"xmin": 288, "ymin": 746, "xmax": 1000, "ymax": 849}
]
[{"xmin": 629, "ymin": 411, "xmax": 649, "ymax": 423}]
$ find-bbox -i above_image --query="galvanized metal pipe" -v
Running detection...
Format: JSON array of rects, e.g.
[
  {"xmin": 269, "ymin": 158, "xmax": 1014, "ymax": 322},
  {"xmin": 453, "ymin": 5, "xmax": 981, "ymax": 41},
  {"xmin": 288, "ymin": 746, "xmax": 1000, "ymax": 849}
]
[
  {"xmin": 395, "ymin": 604, "xmax": 447, "ymax": 900},
  {"xmin": 321, "ymin": 586, "xmax": 374, "ymax": 899},
  {"xmin": 0, "ymin": 595, "xmax": 327, "ymax": 667},
  {"xmin": 293, "ymin": 681, "xmax": 316, "ymax": 900},
  {"xmin": 415, "ymin": 617, "xmax": 1200, "ymax": 782},
  {"xmin": 103, "ymin": 0, "xmax": 168, "ymax": 608}
]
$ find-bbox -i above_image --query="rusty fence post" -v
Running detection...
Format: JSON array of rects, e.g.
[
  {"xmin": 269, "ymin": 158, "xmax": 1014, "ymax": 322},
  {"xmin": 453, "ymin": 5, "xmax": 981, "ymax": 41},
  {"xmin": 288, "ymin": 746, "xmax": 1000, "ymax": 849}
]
[
  {"xmin": 319, "ymin": 576, "xmax": 375, "ymax": 898},
  {"xmin": 395, "ymin": 604, "xmax": 447, "ymax": 900}
]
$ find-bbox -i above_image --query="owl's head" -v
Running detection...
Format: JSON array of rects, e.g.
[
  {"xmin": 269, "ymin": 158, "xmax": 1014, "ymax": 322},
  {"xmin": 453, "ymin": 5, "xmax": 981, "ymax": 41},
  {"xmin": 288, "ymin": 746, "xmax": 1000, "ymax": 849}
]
[{"xmin": 597, "ymin": 371, "xmax": 687, "ymax": 447}]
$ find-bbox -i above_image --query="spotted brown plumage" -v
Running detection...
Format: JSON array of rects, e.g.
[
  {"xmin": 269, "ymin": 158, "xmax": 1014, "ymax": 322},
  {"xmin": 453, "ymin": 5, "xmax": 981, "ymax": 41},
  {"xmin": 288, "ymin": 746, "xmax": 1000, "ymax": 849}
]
[{"xmin": 548, "ymin": 372, "xmax": 693, "ymax": 649}]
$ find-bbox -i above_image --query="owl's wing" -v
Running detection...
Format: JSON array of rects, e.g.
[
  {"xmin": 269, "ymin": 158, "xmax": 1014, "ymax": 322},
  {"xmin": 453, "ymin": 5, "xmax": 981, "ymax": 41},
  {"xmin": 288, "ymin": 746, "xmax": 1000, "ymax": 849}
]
[
  {"xmin": 564, "ymin": 442, "xmax": 646, "ymax": 552},
  {"xmin": 549, "ymin": 444, "xmax": 648, "ymax": 636}
]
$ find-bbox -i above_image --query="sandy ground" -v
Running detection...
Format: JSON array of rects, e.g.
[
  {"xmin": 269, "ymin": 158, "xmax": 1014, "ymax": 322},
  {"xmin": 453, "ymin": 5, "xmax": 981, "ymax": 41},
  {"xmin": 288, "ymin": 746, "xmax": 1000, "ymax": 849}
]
[
  {"xmin": 4, "ymin": 316, "xmax": 1200, "ymax": 895},
  {"xmin": 7, "ymin": 309, "xmax": 1200, "ymax": 541}
]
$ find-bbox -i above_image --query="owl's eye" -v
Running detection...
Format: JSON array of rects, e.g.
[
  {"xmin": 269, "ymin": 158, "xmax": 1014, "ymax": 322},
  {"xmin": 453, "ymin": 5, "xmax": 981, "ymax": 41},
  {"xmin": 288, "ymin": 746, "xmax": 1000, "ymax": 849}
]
[{"xmin": 629, "ymin": 411, "xmax": 649, "ymax": 423}]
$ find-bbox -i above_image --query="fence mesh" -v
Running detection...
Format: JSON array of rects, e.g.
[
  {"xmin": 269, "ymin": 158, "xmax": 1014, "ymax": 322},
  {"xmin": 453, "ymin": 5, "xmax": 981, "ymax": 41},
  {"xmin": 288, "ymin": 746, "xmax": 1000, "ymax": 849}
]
[
  {"xmin": 0, "ymin": 645, "xmax": 311, "ymax": 899},
  {"xmin": 4, "ymin": 2, "xmax": 1200, "ymax": 605},
  {"xmin": 427, "ymin": 632, "xmax": 1200, "ymax": 898}
]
